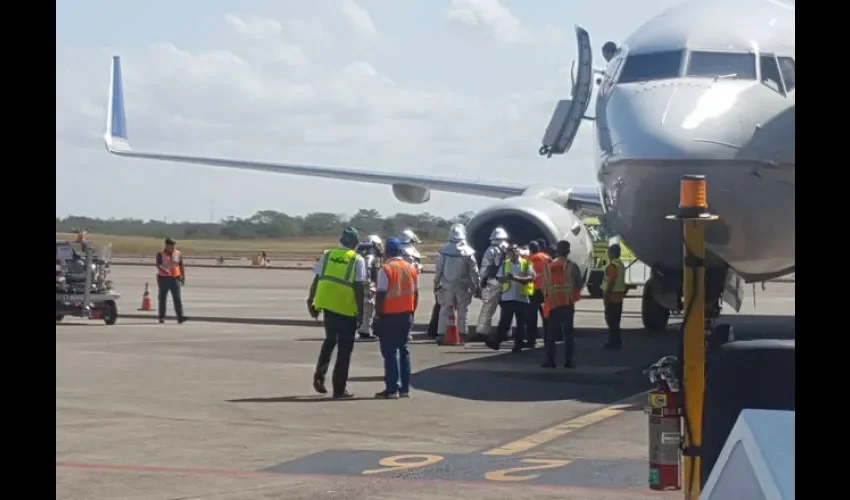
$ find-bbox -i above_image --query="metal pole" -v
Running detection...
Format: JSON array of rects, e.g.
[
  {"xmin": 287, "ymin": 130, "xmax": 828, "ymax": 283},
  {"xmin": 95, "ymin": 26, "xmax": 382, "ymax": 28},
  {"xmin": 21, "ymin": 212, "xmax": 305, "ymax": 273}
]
[{"xmin": 666, "ymin": 174, "xmax": 718, "ymax": 500}]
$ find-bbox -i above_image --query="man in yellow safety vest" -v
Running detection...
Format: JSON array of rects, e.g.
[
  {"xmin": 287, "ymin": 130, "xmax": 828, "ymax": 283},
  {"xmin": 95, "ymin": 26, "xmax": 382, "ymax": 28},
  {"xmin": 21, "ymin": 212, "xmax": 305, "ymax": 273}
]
[
  {"xmin": 603, "ymin": 243, "xmax": 627, "ymax": 350},
  {"xmin": 485, "ymin": 245, "xmax": 536, "ymax": 352},
  {"xmin": 307, "ymin": 227, "xmax": 369, "ymax": 399}
]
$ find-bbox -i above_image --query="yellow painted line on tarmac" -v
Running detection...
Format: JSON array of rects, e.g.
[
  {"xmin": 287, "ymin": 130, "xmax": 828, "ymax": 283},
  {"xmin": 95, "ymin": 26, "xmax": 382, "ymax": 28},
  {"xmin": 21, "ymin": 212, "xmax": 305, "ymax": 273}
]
[{"xmin": 482, "ymin": 394, "xmax": 644, "ymax": 457}]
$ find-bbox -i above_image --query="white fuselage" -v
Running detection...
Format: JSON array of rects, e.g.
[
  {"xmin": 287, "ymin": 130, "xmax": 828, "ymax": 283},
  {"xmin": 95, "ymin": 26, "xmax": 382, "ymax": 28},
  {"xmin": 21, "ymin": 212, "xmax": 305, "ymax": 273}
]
[{"xmin": 592, "ymin": 0, "xmax": 795, "ymax": 282}]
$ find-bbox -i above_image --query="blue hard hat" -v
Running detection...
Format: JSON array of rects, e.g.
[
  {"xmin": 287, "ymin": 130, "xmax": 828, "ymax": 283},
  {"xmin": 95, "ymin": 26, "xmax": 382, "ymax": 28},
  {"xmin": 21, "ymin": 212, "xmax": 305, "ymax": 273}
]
[{"xmin": 385, "ymin": 237, "xmax": 403, "ymax": 254}]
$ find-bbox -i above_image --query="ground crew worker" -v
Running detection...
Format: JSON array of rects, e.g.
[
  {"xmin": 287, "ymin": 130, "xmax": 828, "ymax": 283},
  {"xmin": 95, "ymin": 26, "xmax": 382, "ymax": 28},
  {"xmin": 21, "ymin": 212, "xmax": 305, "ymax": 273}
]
[
  {"xmin": 307, "ymin": 227, "xmax": 368, "ymax": 399},
  {"xmin": 603, "ymin": 243, "xmax": 627, "ymax": 350},
  {"xmin": 541, "ymin": 240, "xmax": 584, "ymax": 368},
  {"xmin": 434, "ymin": 224, "xmax": 479, "ymax": 344},
  {"xmin": 475, "ymin": 227, "xmax": 509, "ymax": 340},
  {"xmin": 156, "ymin": 238, "xmax": 186, "ymax": 324},
  {"xmin": 374, "ymin": 238, "xmax": 419, "ymax": 399},
  {"xmin": 356, "ymin": 235, "xmax": 383, "ymax": 339},
  {"xmin": 485, "ymin": 245, "xmax": 535, "ymax": 352},
  {"xmin": 525, "ymin": 241, "xmax": 552, "ymax": 347}
]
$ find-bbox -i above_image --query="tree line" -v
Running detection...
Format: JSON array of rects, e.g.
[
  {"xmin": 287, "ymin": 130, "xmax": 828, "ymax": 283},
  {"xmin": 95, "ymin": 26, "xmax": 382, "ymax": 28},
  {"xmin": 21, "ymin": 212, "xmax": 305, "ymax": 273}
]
[{"xmin": 56, "ymin": 209, "xmax": 475, "ymax": 241}]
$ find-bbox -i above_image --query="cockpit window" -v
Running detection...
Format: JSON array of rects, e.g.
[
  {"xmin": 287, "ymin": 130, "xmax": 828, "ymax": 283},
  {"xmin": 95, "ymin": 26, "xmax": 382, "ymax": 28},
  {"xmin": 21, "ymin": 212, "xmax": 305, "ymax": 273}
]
[
  {"xmin": 617, "ymin": 50, "xmax": 684, "ymax": 83},
  {"xmin": 759, "ymin": 55, "xmax": 784, "ymax": 94},
  {"xmin": 685, "ymin": 52, "xmax": 757, "ymax": 80},
  {"xmin": 778, "ymin": 57, "xmax": 795, "ymax": 92}
]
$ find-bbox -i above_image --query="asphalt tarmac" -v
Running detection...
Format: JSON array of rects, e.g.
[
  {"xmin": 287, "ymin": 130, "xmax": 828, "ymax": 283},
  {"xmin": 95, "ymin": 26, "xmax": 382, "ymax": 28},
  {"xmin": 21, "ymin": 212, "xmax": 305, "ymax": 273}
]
[{"xmin": 56, "ymin": 266, "xmax": 794, "ymax": 500}]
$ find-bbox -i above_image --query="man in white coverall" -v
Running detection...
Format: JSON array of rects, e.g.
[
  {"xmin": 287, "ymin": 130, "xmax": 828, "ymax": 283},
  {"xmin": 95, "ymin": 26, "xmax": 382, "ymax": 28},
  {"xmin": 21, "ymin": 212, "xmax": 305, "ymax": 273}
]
[
  {"xmin": 399, "ymin": 229, "xmax": 422, "ymax": 340},
  {"xmin": 356, "ymin": 235, "xmax": 383, "ymax": 339},
  {"xmin": 434, "ymin": 224, "xmax": 480, "ymax": 345},
  {"xmin": 475, "ymin": 227, "xmax": 509, "ymax": 340}
]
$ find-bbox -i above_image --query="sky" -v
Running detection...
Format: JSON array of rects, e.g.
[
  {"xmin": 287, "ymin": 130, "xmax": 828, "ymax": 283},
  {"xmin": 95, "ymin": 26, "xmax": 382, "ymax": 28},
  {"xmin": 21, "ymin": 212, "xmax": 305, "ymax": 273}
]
[{"xmin": 57, "ymin": 0, "xmax": 682, "ymax": 222}]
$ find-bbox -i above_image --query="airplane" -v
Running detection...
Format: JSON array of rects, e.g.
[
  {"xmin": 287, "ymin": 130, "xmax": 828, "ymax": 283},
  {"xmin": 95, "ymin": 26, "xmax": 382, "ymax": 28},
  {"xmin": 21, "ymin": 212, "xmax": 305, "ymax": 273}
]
[{"xmin": 102, "ymin": 0, "xmax": 794, "ymax": 334}]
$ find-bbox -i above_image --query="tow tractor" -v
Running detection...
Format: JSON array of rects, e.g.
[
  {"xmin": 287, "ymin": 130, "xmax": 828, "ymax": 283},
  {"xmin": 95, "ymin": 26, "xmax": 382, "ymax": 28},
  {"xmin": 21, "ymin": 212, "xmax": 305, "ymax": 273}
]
[
  {"xmin": 56, "ymin": 238, "xmax": 121, "ymax": 325},
  {"xmin": 583, "ymin": 217, "xmax": 650, "ymax": 298}
]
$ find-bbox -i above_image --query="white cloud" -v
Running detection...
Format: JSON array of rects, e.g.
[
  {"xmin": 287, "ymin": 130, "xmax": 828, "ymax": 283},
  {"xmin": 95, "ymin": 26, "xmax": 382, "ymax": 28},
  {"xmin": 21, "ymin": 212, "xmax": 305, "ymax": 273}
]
[
  {"xmin": 340, "ymin": 0, "xmax": 380, "ymax": 43},
  {"xmin": 445, "ymin": 0, "xmax": 565, "ymax": 45},
  {"xmin": 56, "ymin": 12, "xmax": 596, "ymax": 220}
]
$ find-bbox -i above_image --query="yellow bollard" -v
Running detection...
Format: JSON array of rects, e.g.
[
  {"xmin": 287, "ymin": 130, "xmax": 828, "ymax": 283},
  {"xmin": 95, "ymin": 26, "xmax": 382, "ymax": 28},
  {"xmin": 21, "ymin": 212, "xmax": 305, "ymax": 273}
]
[{"xmin": 666, "ymin": 174, "xmax": 718, "ymax": 500}]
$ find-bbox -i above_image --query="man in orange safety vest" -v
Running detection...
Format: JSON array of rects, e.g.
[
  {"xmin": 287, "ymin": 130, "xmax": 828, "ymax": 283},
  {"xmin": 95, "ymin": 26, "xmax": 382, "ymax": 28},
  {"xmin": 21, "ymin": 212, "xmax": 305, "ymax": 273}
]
[
  {"xmin": 374, "ymin": 237, "xmax": 420, "ymax": 399},
  {"xmin": 541, "ymin": 240, "xmax": 584, "ymax": 368}
]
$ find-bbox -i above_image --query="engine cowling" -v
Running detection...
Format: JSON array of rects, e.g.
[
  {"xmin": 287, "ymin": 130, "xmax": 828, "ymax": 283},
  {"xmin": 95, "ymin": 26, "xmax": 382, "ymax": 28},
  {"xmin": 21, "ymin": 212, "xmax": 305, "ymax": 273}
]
[
  {"xmin": 465, "ymin": 196, "xmax": 593, "ymax": 281},
  {"xmin": 392, "ymin": 184, "xmax": 430, "ymax": 204}
]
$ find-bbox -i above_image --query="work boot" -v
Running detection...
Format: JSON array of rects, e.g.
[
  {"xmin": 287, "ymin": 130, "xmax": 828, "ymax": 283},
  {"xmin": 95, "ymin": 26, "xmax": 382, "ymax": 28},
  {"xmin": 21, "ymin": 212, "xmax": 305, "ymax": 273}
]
[
  {"xmin": 374, "ymin": 391, "xmax": 398, "ymax": 399},
  {"xmin": 399, "ymin": 392, "xmax": 410, "ymax": 399},
  {"xmin": 158, "ymin": 319, "xmax": 165, "ymax": 324},
  {"xmin": 358, "ymin": 332, "xmax": 373, "ymax": 340},
  {"xmin": 541, "ymin": 361, "xmax": 556, "ymax": 369},
  {"xmin": 332, "ymin": 391, "xmax": 355, "ymax": 400},
  {"xmin": 177, "ymin": 316, "xmax": 187, "ymax": 324},
  {"xmin": 312, "ymin": 373, "xmax": 328, "ymax": 394},
  {"xmin": 484, "ymin": 340, "xmax": 501, "ymax": 351}
]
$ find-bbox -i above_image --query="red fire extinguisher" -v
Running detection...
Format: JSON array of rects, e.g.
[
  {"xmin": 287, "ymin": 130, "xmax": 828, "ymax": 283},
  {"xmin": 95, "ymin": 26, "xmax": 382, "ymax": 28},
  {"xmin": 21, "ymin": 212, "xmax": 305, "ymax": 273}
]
[{"xmin": 644, "ymin": 356, "xmax": 682, "ymax": 491}]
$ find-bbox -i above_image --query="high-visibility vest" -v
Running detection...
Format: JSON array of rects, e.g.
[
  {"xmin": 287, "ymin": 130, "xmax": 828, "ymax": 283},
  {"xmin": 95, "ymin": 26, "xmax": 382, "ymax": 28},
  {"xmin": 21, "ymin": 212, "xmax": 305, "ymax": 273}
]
[
  {"xmin": 602, "ymin": 258, "xmax": 627, "ymax": 295},
  {"xmin": 157, "ymin": 250, "xmax": 183, "ymax": 278},
  {"xmin": 313, "ymin": 248, "xmax": 363, "ymax": 317},
  {"xmin": 528, "ymin": 252, "xmax": 552, "ymax": 290},
  {"xmin": 381, "ymin": 258, "xmax": 418, "ymax": 314},
  {"xmin": 543, "ymin": 258, "xmax": 578, "ymax": 309},
  {"xmin": 502, "ymin": 259, "xmax": 534, "ymax": 296}
]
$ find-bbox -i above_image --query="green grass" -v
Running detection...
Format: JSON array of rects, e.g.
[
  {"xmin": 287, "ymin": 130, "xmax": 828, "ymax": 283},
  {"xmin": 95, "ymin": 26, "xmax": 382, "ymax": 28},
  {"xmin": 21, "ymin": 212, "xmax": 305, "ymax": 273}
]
[{"xmin": 56, "ymin": 233, "xmax": 442, "ymax": 260}]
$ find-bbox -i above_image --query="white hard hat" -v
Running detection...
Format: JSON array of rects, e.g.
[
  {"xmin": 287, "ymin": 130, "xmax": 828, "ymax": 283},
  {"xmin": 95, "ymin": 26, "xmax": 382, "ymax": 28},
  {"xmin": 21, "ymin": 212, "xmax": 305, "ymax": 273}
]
[
  {"xmin": 489, "ymin": 227, "xmax": 508, "ymax": 241},
  {"xmin": 367, "ymin": 234, "xmax": 382, "ymax": 246},
  {"xmin": 401, "ymin": 229, "xmax": 421, "ymax": 245},
  {"xmin": 449, "ymin": 224, "xmax": 466, "ymax": 242}
]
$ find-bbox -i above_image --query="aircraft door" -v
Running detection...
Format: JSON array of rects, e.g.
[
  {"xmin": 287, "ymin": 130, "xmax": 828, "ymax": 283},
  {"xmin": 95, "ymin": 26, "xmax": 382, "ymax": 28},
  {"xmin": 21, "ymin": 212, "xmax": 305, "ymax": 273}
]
[{"xmin": 539, "ymin": 26, "xmax": 594, "ymax": 158}]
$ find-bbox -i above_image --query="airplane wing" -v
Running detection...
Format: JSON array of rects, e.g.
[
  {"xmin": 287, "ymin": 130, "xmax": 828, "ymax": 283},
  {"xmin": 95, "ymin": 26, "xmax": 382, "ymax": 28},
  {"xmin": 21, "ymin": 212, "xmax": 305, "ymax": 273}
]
[{"xmin": 104, "ymin": 55, "xmax": 602, "ymax": 209}]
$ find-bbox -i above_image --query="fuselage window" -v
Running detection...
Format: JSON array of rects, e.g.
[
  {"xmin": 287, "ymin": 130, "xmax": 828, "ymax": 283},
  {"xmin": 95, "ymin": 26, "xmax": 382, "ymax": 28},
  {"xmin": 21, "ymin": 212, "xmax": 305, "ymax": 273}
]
[
  {"xmin": 685, "ymin": 51, "xmax": 757, "ymax": 80},
  {"xmin": 778, "ymin": 57, "xmax": 795, "ymax": 92},
  {"xmin": 617, "ymin": 50, "xmax": 684, "ymax": 84},
  {"xmin": 759, "ymin": 55, "xmax": 784, "ymax": 94}
]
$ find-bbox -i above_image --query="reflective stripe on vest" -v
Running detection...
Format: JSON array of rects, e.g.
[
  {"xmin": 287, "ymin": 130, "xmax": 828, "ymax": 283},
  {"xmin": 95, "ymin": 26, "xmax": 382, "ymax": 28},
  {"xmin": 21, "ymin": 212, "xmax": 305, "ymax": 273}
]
[
  {"xmin": 602, "ymin": 258, "xmax": 627, "ymax": 293},
  {"xmin": 158, "ymin": 250, "xmax": 183, "ymax": 278},
  {"xmin": 313, "ymin": 248, "xmax": 361, "ymax": 317},
  {"xmin": 381, "ymin": 259, "xmax": 418, "ymax": 314},
  {"xmin": 543, "ymin": 258, "xmax": 576, "ymax": 308},
  {"xmin": 502, "ymin": 259, "xmax": 534, "ymax": 296},
  {"xmin": 528, "ymin": 252, "xmax": 551, "ymax": 290}
]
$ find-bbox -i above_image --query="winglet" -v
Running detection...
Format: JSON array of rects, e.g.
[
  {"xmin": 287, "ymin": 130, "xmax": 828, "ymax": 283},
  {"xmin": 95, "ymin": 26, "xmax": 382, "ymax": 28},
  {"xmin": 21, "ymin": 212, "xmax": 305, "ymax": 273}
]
[{"xmin": 104, "ymin": 56, "xmax": 131, "ymax": 152}]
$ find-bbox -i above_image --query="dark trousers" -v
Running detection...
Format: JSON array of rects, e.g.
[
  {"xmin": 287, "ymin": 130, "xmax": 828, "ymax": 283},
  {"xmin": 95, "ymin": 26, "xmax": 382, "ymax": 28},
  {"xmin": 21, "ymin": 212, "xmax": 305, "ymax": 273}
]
[
  {"xmin": 526, "ymin": 289, "xmax": 547, "ymax": 344},
  {"xmin": 427, "ymin": 300, "xmax": 440, "ymax": 338},
  {"xmin": 494, "ymin": 300, "xmax": 528, "ymax": 347},
  {"xmin": 544, "ymin": 305, "xmax": 576, "ymax": 365},
  {"xmin": 315, "ymin": 310, "xmax": 357, "ymax": 394},
  {"xmin": 157, "ymin": 276, "xmax": 184, "ymax": 320},
  {"xmin": 604, "ymin": 300, "xmax": 624, "ymax": 346},
  {"xmin": 377, "ymin": 313, "xmax": 413, "ymax": 394}
]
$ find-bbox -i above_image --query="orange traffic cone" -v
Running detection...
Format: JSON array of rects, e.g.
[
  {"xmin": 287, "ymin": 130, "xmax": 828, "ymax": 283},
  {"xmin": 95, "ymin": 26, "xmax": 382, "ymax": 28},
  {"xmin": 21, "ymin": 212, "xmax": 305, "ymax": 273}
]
[
  {"xmin": 138, "ymin": 282, "xmax": 152, "ymax": 311},
  {"xmin": 441, "ymin": 304, "xmax": 464, "ymax": 345}
]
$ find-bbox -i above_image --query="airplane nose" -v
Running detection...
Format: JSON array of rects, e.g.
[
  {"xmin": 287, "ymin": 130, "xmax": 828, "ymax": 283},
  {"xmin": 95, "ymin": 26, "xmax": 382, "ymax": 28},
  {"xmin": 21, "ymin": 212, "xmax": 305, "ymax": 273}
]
[{"xmin": 605, "ymin": 81, "xmax": 760, "ymax": 160}]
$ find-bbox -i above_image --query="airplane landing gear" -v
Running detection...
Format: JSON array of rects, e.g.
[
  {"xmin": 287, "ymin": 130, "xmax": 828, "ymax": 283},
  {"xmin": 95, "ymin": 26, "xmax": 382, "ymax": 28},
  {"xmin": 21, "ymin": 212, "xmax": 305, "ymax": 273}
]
[{"xmin": 641, "ymin": 279, "xmax": 671, "ymax": 333}]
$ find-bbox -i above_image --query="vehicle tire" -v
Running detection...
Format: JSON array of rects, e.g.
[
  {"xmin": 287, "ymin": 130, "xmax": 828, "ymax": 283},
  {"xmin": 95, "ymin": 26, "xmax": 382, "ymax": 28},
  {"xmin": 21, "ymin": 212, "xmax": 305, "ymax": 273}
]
[
  {"xmin": 56, "ymin": 314, "xmax": 64, "ymax": 322},
  {"xmin": 102, "ymin": 300, "xmax": 118, "ymax": 325},
  {"xmin": 641, "ymin": 281, "xmax": 670, "ymax": 333}
]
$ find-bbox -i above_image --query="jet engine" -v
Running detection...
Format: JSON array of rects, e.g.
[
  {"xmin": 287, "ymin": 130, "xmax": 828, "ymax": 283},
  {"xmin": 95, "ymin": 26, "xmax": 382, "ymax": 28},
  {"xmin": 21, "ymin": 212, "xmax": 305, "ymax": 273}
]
[{"xmin": 465, "ymin": 196, "xmax": 594, "ymax": 281}]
